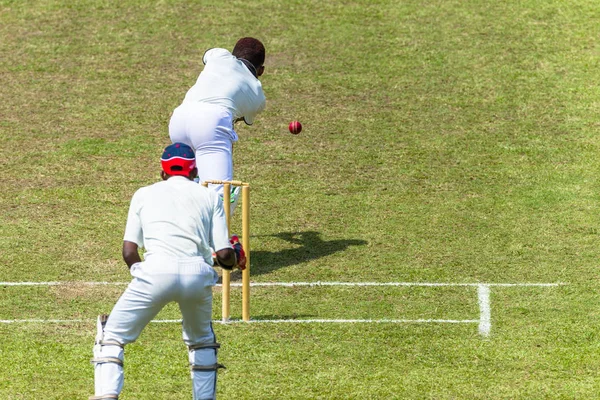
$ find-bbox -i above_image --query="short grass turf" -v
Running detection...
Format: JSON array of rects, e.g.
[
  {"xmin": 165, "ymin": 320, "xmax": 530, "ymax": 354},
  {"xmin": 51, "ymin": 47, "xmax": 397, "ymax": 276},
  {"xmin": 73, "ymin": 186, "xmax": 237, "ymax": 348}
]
[{"xmin": 2, "ymin": 0, "xmax": 600, "ymax": 398}]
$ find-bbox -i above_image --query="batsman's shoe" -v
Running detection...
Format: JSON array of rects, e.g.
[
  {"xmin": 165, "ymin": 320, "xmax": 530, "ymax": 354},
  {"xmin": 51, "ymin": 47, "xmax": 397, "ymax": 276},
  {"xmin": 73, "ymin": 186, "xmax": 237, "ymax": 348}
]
[
  {"xmin": 218, "ymin": 186, "xmax": 241, "ymax": 215},
  {"xmin": 229, "ymin": 186, "xmax": 241, "ymax": 215}
]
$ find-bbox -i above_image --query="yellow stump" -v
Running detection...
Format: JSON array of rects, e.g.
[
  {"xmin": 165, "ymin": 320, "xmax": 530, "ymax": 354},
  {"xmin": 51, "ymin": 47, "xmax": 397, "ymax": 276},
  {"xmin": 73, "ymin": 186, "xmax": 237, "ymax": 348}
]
[
  {"xmin": 201, "ymin": 179, "xmax": 250, "ymax": 322},
  {"xmin": 241, "ymin": 185, "xmax": 250, "ymax": 322},
  {"xmin": 222, "ymin": 183, "xmax": 231, "ymax": 322}
]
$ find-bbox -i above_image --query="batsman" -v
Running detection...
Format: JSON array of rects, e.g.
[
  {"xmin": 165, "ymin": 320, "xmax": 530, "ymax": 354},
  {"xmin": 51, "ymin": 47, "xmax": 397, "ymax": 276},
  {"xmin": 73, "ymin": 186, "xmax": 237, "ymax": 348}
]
[
  {"xmin": 89, "ymin": 143, "xmax": 246, "ymax": 400},
  {"xmin": 168, "ymin": 37, "xmax": 266, "ymax": 211}
]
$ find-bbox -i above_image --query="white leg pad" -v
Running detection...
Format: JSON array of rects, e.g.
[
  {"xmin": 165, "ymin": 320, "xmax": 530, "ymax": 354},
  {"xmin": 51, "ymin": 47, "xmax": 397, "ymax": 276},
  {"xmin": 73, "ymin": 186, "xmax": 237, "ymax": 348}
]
[
  {"xmin": 189, "ymin": 347, "xmax": 222, "ymax": 400},
  {"xmin": 92, "ymin": 315, "xmax": 124, "ymax": 397}
]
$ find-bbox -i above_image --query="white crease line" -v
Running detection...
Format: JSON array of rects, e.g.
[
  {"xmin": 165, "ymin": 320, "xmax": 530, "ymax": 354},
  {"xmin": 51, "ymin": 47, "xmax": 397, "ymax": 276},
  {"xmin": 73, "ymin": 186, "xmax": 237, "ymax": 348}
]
[
  {"xmin": 0, "ymin": 282, "xmax": 128, "ymax": 286},
  {"xmin": 0, "ymin": 281, "xmax": 566, "ymax": 287},
  {"xmin": 216, "ymin": 319, "xmax": 480, "ymax": 324},
  {"xmin": 0, "ymin": 319, "xmax": 87, "ymax": 323},
  {"xmin": 234, "ymin": 282, "xmax": 565, "ymax": 287},
  {"xmin": 478, "ymin": 285, "xmax": 491, "ymax": 337},
  {"xmin": 0, "ymin": 319, "xmax": 480, "ymax": 324}
]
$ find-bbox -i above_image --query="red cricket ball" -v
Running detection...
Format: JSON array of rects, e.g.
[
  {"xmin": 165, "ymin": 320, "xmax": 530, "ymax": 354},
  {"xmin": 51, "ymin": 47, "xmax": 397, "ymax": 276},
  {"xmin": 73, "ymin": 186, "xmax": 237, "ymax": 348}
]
[{"xmin": 289, "ymin": 121, "xmax": 302, "ymax": 134}]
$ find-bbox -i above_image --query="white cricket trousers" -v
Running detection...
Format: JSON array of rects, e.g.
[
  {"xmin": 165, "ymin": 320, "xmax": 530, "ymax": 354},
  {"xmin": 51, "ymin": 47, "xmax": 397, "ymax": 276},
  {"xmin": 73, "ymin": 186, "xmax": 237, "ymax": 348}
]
[
  {"xmin": 169, "ymin": 103, "xmax": 237, "ymax": 196},
  {"xmin": 93, "ymin": 255, "xmax": 220, "ymax": 400}
]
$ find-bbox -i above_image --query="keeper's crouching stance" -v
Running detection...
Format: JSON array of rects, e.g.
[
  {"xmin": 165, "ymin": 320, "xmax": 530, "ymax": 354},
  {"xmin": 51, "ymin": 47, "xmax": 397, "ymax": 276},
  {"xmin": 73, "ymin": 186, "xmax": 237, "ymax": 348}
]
[{"xmin": 90, "ymin": 143, "xmax": 246, "ymax": 400}]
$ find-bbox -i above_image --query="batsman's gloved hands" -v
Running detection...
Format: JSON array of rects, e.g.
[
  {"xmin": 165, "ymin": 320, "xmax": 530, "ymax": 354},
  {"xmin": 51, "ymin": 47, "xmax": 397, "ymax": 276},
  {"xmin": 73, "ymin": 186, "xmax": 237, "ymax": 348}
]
[{"xmin": 230, "ymin": 235, "xmax": 246, "ymax": 270}]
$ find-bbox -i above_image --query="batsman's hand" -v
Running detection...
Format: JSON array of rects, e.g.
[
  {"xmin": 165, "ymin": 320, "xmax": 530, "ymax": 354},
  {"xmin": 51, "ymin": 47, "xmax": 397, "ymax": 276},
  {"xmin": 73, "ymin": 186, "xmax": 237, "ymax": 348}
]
[{"xmin": 230, "ymin": 235, "xmax": 247, "ymax": 270}]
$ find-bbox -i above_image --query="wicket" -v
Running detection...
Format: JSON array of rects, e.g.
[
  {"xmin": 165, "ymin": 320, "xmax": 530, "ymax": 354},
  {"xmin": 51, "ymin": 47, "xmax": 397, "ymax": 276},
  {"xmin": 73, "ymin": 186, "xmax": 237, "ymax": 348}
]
[{"xmin": 201, "ymin": 180, "xmax": 250, "ymax": 322}]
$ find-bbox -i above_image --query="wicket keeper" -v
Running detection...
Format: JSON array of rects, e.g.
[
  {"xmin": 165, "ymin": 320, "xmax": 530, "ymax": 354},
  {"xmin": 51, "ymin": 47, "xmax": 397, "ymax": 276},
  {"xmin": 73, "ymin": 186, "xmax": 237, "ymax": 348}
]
[{"xmin": 90, "ymin": 143, "xmax": 245, "ymax": 400}]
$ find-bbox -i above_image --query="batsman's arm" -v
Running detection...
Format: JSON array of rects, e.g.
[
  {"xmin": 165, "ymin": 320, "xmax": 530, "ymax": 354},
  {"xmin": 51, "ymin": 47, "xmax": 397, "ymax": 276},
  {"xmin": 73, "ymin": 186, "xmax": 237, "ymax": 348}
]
[{"xmin": 122, "ymin": 240, "xmax": 142, "ymax": 268}]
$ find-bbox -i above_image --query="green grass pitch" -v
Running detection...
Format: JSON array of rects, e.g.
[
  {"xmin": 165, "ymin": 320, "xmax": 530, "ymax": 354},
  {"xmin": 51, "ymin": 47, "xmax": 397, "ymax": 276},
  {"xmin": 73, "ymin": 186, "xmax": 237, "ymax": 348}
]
[{"xmin": 2, "ymin": 0, "xmax": 600, "ymax": 398}]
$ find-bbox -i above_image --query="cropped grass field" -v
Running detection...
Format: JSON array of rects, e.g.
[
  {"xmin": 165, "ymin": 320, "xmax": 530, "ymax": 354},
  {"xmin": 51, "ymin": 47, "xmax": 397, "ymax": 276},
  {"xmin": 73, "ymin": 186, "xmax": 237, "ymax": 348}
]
[{"xmin": 2, "ymin": 0, "xmax": 600, "ymax": 398}]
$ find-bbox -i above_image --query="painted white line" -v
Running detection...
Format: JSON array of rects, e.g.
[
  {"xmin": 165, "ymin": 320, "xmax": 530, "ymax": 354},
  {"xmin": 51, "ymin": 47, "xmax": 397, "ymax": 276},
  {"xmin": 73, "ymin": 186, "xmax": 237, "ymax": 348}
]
[
  {"xmin": 0, "ymin": 318, "xmax": 480, "ymax": 324},
  {"xmin": 0, "ymin": 282, "xmax": 128, "ymax": 286},
  {"xmin": 235, "ymin": 282, "xmax": 565, "ymax": 288},
  {"xmin": 217, "ymin": 319, "xmax": 480, "ymax": 324},
  {"xmin": 0, "ymin": 281, "xmax": 566, "ymax": 287},
  {"xmin": 0, "ymin": 319, "xmax": 87, "ymax": 323},
  {"xmin": 0, "ymin": 281, "xmax": 563, "ymax": 336},
  {"xmin": 478, "ymin": 285, "xmax": 491, "ymax": 337}
]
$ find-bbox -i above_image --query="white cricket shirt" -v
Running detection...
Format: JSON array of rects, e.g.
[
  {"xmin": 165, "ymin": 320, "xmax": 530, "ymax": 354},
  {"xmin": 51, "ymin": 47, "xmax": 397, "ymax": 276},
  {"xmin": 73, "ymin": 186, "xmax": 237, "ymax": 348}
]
[
  {"xmin": 181, "ymin": 48, "xmax": 266, "ymax": 125},
  {"xmin": 123, "ymin": 176, "xmax": 231, "ymax": 264}
]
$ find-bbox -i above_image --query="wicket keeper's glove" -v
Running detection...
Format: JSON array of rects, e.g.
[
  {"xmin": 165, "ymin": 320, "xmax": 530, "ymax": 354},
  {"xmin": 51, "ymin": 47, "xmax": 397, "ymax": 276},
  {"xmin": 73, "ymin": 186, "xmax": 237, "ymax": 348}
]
[{"xmin": 230, "ymin": 235, "xmax": 247, "ymax": 270}]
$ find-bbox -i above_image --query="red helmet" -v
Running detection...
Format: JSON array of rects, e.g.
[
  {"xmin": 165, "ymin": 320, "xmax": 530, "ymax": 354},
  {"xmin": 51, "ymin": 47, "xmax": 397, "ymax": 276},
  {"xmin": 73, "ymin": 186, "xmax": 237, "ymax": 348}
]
[{"xmin": 161, "ymin": 143, "xmax": 196, "ymax": 177}]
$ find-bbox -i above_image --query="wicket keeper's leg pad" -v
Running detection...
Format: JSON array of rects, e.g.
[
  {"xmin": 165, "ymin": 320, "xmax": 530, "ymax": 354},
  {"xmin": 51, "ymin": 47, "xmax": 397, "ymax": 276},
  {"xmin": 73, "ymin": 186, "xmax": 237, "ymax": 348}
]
[
  {"xmin": 189, "ymin": 342, "xmax": 225, "ymax": 400},
  {"xmin": 91, "ymin": 314, "xmax": 125, "ymax": 398}
]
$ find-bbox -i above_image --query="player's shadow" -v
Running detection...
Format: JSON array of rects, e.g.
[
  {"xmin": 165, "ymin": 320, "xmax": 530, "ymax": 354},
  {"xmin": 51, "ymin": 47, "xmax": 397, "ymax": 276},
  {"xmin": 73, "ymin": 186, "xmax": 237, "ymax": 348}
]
[{"xmin": 247, "ymin": 231, "xmax": 367, "ymax": 276}]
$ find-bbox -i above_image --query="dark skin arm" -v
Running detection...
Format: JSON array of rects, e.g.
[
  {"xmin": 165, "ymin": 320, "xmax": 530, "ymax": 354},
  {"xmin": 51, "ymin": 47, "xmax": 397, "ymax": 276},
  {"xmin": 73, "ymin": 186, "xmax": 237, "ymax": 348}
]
[{"xmin": 122, "ymin": 240, "xmax": 142, "ymax": 268}]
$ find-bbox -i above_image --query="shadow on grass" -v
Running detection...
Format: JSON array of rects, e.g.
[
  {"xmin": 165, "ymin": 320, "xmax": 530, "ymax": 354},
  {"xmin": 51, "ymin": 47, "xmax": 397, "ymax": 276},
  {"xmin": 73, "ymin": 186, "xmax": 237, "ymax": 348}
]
[{"xmin": 247, "ymin": 231, "xmax": 367, "ymax": 276}]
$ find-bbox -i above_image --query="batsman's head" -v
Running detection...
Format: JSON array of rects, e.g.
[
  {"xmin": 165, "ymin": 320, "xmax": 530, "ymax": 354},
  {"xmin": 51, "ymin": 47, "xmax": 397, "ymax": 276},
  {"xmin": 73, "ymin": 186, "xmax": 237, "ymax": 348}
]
[
  {"xmin": 233, "ymin": 37, "xmax": 265, "ymax": 77},
  {"xmin": 161, "ymin": 143, "xmax": 197, "ymax": 179}
]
